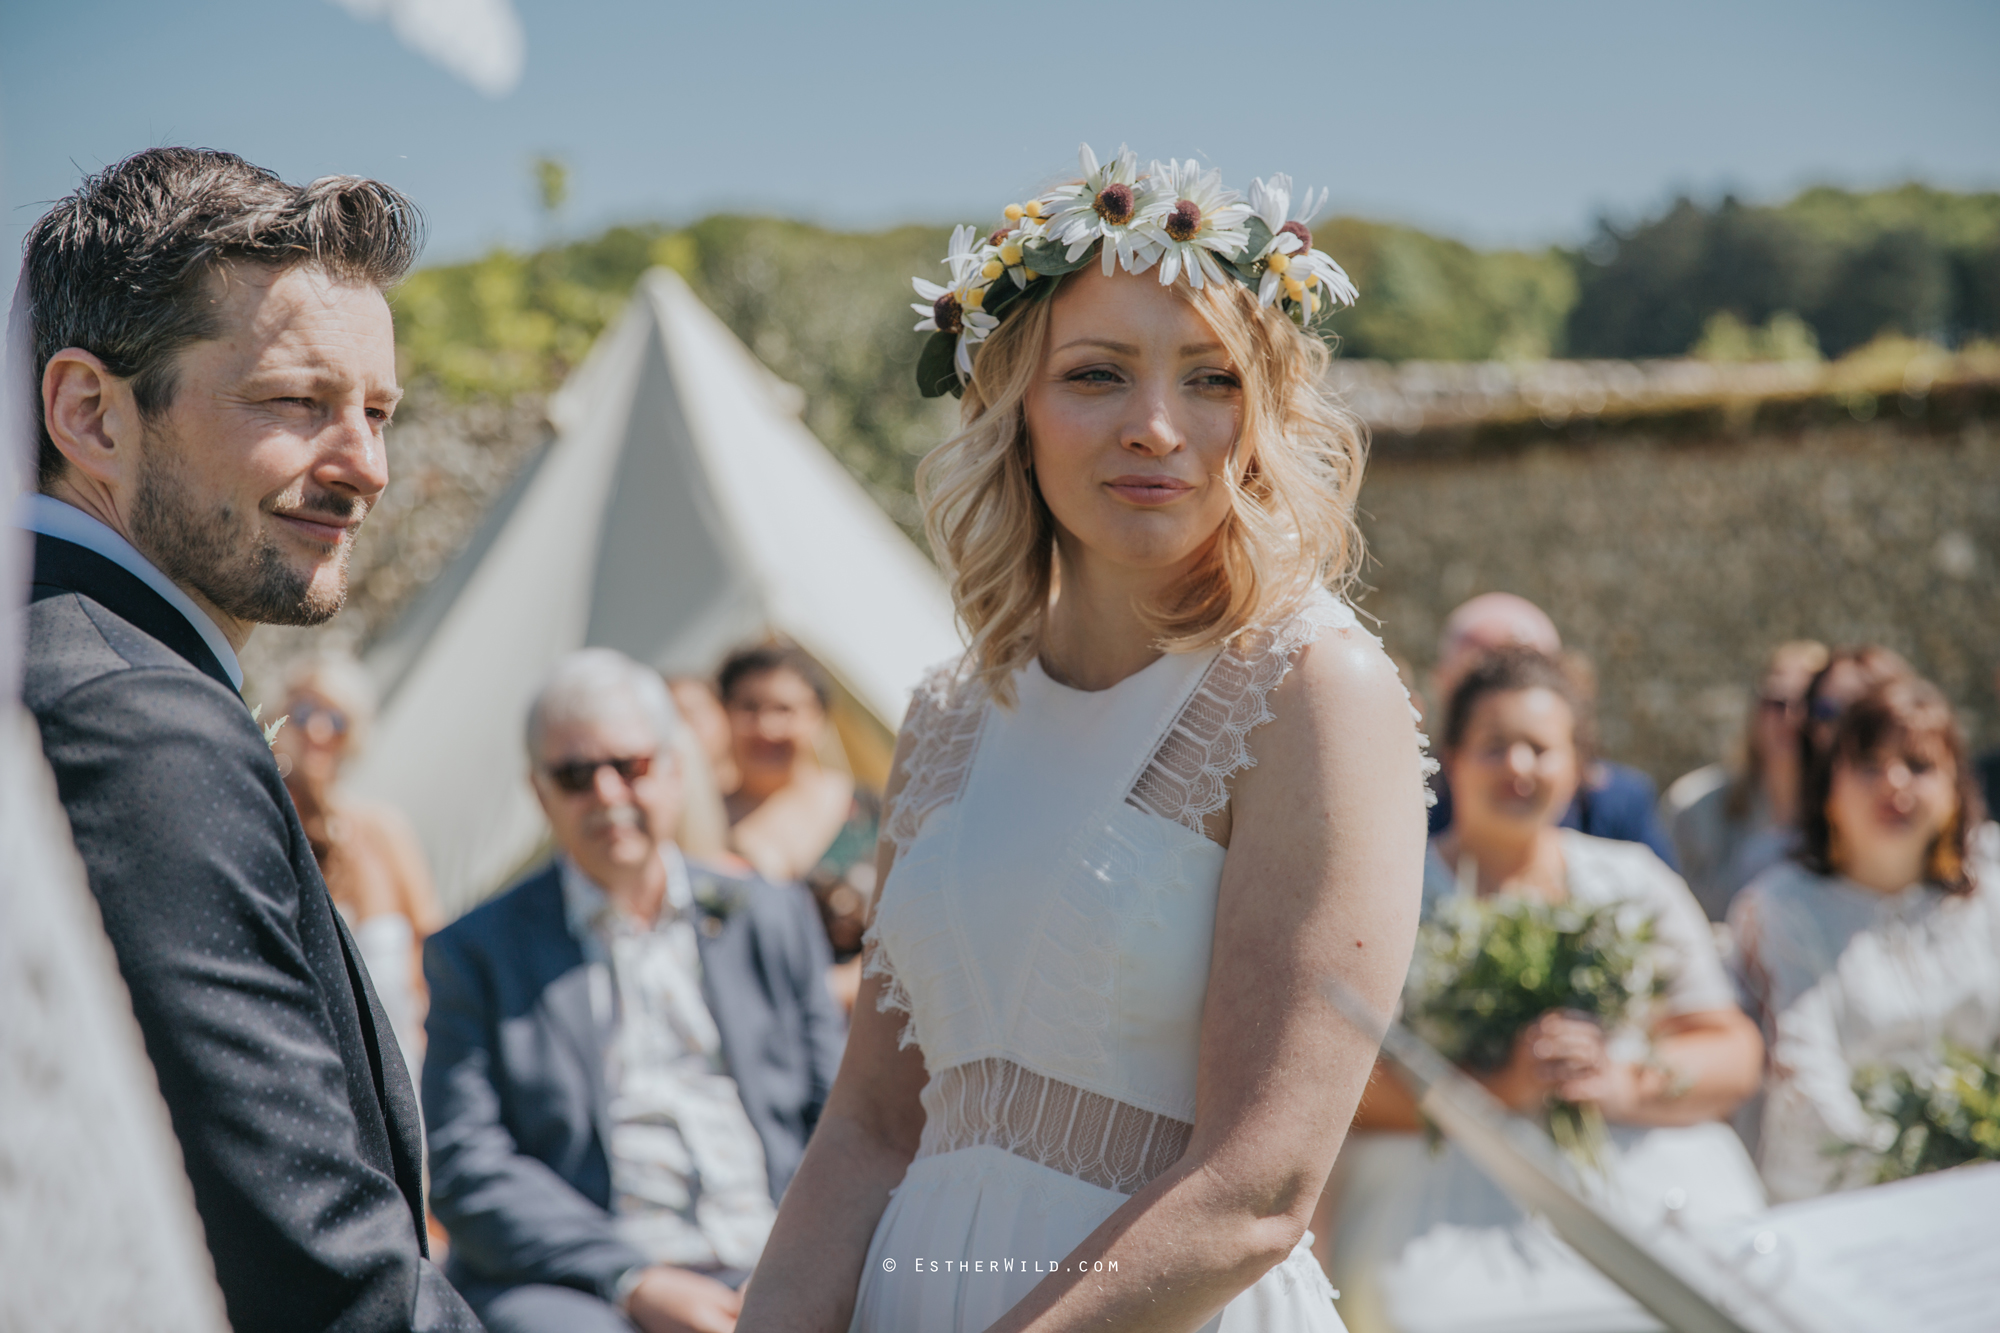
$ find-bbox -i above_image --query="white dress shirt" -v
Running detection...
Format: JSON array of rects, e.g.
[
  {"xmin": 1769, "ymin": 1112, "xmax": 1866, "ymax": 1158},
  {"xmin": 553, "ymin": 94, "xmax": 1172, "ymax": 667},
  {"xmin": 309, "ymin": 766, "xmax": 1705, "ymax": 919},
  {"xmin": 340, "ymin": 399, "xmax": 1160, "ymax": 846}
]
[
  {"xmin": 18, "ymin": 493, "xmax": 243, "ymax": 690},
  {"xmin": 560, "ymin": 849, "xmax": 776, "ymax": 1271}
]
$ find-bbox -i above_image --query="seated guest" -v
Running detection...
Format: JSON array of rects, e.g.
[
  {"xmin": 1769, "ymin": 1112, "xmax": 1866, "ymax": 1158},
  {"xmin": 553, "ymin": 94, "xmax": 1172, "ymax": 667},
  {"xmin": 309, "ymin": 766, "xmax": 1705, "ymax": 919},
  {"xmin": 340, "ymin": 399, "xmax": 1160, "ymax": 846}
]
[
  {"xmin": 1979, "ymin": 662, "xmax": 2000, "ymax": 828},
  {"xmin": 424, "ymin": 649, "xmax": 846, "ymax": 1333},
  {"xmin": 1662, "ymin": 640, "xmax": 1828, "ymax": 921},
  {"xmin": 1799, "ymin": 644, "xmax": 1912, "ymax": 773},
  {"xmin": 1324, "ymin": 648, "xmax": 1764, "ymax": 1333},
  {"xmin": 668, "ymin": 674, "xmax": 740, "ymax": 797},
  {"xmin": 1731, "ymin": 676, "xmax": 2000, "ymax": 1202},
  {"xmin": 718, "ymin": 644, "xmax": 881, "ymax": 1014},
  {"xmin": 274, "ymin": 650, "xmax": 444, "ymax": 1074},
  {"xmin": 1427, "ymin": 593, "xmax": 1678, "ymax": 868},
  {"xmin": 21, "ymin": 148, "xmax": 477, "ymax": 1330}
]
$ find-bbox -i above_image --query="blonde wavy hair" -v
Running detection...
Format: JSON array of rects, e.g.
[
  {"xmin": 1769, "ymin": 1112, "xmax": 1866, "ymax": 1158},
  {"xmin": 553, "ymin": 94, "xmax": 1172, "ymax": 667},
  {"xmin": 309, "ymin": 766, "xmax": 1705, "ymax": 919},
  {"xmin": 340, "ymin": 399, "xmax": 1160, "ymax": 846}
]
[{"xmin": 915, "ymin": 271, "xmax": 1368, "ymax": 704}]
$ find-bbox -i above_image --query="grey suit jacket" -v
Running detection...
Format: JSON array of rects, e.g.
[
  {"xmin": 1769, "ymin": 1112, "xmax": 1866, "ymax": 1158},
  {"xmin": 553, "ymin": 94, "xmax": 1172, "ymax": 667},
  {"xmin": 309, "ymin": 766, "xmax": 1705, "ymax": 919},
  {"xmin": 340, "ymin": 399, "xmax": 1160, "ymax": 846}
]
[
  {"xmin": 422, "ymin": 860, "xmax": 846, "ymax": 1300},
  {"xmin": 25, "ymin": 533, "xmax": 479, "ymax": 1332}
]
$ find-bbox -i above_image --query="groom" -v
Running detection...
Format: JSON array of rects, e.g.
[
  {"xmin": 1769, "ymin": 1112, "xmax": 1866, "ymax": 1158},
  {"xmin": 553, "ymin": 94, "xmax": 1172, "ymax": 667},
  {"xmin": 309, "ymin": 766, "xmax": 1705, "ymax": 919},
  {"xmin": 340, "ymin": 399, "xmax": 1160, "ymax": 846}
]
[{"xmin": 18, "ymin": 149, "xmax": 480, "ymax": 1331}]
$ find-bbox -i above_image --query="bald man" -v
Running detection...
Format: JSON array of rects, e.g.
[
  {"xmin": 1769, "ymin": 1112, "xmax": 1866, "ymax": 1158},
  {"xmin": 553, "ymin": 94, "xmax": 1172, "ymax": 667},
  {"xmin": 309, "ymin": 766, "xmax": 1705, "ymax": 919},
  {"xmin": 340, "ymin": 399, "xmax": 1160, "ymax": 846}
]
[{"xmin": 1425, "ymin": 595, "xmax": 1678, "ymax": 869}]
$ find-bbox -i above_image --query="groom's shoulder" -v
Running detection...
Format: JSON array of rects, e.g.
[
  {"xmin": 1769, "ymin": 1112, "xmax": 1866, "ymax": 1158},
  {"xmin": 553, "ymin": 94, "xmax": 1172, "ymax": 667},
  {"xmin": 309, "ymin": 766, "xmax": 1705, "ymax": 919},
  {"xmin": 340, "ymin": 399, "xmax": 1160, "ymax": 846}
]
[
  {"xmin": 24, "ymin": 590, "xmax": 265, "ymax": 792},
  {"xmin": 24, "ymin": 586, "xmax": 232, "ymax": 717}
]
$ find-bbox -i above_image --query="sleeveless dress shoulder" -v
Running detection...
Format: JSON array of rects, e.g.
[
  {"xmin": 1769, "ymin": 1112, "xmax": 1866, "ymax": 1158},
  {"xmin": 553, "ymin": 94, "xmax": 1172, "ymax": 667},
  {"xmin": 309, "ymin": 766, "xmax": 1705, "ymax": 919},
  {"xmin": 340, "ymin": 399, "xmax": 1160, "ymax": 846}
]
[{"xmin": 852, "ymin": 588, "xmax": 1428, "ymax": 1333}]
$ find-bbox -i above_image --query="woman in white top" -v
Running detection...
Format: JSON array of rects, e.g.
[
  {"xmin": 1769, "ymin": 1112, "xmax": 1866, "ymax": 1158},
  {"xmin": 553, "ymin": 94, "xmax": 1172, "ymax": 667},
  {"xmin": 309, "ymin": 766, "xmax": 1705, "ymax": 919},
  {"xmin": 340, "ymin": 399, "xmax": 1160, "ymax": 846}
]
[
  {"xmin": 1731, "ymin": 674, "xmax": 2000, "ymax": 1202},
  {"xmin": 1326, "ymin": 647, "xmax": 1765, "ymax": 1333},
  {"xmin": 738, "ymin": 150, "xmax": 1431, "ymax": 1332},
  {"xmin": 272, "ymin": 652, "xmax": 443, "ymax": 1078}
]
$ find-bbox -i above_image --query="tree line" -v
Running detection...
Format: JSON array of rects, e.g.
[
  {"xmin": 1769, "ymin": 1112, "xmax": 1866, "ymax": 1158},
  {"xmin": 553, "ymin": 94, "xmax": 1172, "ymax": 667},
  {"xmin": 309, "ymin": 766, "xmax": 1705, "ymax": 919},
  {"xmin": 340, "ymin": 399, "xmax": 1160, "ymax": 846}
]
[{"xmin": 386, "ymin": 183, "xmax": 2000, "ymax": 516}]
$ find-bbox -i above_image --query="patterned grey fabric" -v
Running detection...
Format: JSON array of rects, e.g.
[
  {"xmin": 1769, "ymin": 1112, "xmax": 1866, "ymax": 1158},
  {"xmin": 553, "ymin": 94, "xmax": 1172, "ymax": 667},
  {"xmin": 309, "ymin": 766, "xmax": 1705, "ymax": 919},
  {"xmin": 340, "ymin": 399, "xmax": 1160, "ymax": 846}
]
[{"xmin": 25, "ymin": 534, "xmax": 479, "ymax": 1332}]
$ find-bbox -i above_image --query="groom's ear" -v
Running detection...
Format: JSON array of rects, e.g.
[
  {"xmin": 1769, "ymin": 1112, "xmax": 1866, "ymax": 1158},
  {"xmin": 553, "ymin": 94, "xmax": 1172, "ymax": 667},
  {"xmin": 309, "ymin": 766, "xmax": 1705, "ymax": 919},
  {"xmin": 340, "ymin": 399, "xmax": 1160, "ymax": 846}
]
[{"xmin": 43, "ymin": 348, "xmax": 145, "ymax": 491}]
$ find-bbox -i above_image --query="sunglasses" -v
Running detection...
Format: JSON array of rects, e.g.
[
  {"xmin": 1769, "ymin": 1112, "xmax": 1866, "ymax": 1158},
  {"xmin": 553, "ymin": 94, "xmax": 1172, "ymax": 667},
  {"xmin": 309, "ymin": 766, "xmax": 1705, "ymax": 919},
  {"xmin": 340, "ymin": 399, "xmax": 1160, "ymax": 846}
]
[
  {"xmin": 544, "ymin": 753, "xmax": 655, "ymax": 794},
  {"xmin": 289, "ymin": 700, "xmax": 350, "ymax": 736}
]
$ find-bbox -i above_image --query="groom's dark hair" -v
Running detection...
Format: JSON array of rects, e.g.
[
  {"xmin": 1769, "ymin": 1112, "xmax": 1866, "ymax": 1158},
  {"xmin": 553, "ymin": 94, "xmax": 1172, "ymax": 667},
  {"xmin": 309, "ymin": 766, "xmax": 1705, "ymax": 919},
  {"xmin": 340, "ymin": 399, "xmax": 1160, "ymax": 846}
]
[{"xmin": 23, "ymin": 146, "xmax": 424, "ymax": 487}]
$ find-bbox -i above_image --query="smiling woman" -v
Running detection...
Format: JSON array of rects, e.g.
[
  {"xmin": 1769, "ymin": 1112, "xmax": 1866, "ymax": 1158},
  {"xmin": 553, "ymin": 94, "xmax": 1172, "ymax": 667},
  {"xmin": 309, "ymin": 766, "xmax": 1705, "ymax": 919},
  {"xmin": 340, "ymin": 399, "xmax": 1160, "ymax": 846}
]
[
  {"xmin": 920, "ymin": 241, "xmax": 1366, "ymax": 705},
  {"xmin": 739, "ymin": 148, "xmax": 1431, "ymax": 1333}
]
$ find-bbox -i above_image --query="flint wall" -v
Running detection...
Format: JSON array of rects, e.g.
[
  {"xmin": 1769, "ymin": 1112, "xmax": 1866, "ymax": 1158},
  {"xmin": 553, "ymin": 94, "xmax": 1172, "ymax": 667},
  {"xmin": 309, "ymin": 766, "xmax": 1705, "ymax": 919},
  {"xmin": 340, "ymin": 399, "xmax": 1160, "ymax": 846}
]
[{"xmin": 1353, "ymin": 382, "xmax": 2000, "ymax": 787}]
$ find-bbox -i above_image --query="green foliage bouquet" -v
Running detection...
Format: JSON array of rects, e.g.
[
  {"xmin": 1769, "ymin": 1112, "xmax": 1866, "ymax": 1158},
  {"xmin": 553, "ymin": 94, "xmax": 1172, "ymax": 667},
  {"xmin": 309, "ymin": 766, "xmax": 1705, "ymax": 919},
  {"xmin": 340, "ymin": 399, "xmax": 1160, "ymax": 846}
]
[
  {"xmin": 1851, "ymin": 1042, "xmax": 2000, "ymax": 1183},
  {"xmin": 1403, "ymin": 895, "xmax": 1666, "ymax": 1166}
]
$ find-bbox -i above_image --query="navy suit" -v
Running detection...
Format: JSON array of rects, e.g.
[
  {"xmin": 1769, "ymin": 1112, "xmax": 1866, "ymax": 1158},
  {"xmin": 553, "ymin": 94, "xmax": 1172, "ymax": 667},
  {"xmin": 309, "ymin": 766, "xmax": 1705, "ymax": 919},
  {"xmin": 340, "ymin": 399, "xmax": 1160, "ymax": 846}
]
[
  {"xmin": 24, "ymin": 533, "xmax": 479, "ymax": 1331},
  {"xmin": 422, "ymin": 860, "xmax": 845, "ymax": 1322}
]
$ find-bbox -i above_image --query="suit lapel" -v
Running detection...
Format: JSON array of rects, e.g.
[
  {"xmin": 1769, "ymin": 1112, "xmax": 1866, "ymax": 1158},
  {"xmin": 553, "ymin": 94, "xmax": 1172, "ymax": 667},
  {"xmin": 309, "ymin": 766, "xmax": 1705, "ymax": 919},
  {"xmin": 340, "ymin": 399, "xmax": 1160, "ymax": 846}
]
[
  {"xmin": 326, "ymin": 893, "xmax": 431, "ymax": 1249},
  {"xmin": 528, "ymin": 876, "xmax": 616, "ymax": 1157},
  {"xmin": 692, "ymin": 870, "xmax": 753, "ymax": 1090},
  {"xmin": 29, "ymin": 534, "xmax": 237, "ymax": 694}
]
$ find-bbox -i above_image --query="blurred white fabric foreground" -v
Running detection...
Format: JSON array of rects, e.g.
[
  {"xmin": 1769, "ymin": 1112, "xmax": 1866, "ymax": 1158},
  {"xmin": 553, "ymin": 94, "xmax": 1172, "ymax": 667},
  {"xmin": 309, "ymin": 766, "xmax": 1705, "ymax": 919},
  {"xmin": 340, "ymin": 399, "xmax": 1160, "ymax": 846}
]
[
  {"xmin": 326, "ymin": 0, "xmax": 526, "ymax": 97},
  {"xmin": 1329, "ymin": 1123, "xmax": 1765, "ymax": 1333},
  {"xmin": 0, "ymin": 277, "xmax": 226, "ymax": 1331}
]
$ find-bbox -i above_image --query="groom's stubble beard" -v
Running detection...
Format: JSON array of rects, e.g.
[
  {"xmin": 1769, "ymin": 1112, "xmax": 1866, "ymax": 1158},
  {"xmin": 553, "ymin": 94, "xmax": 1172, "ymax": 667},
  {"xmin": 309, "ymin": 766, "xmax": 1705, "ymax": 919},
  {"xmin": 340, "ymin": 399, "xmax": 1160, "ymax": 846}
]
[{"xmin": 131, "ymin": 425, "xmax": 368, "ymax": 629}]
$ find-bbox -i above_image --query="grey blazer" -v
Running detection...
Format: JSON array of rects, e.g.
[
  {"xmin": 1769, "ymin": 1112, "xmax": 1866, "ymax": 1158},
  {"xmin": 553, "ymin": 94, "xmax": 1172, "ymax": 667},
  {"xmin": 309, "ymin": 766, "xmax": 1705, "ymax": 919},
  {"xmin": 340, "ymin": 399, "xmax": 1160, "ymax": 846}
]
[{"xmin": 422, "ymin": 860, "xmax": 846, "ymax": 1300}]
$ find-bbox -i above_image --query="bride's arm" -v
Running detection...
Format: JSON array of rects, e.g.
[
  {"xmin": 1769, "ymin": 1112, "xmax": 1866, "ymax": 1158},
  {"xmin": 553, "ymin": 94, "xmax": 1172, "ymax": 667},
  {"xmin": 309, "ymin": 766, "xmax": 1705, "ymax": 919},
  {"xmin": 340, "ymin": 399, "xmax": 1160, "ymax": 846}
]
[
  {"xmin": 735, "ymin": 749, "xmax": 929, "ymax": 1333},
  {"xmin": 984, "ymin": 630, "xmax": 1428, "ymax": 1333}
]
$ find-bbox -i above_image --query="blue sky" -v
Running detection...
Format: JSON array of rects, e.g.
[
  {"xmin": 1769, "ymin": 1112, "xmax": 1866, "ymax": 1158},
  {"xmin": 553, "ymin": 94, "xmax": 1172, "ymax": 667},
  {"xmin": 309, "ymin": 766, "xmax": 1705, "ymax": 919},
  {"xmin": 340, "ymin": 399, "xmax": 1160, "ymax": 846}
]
[{"xmin": 4, "ymin": 0, "xmax": 1998, "ymax": 275}]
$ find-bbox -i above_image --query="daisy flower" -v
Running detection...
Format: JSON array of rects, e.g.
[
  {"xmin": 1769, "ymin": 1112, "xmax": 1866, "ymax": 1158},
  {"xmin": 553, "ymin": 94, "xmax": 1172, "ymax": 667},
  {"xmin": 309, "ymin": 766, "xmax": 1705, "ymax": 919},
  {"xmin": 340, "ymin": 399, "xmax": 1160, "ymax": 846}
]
[
  {"xmin": 1246, "ymin": 173, "xmax": 1358, "ymax": 319},
  {"xmin": 911, "ymin": 225, "xmax": 1000, "ymax": 377},
  {"xmin": 1038, "ymin": 143, "xmax": 1149, "ymax": 276},
  {"xmin": 1134, "ymin": 158, "xmax": 1252, "ymax": 289}
]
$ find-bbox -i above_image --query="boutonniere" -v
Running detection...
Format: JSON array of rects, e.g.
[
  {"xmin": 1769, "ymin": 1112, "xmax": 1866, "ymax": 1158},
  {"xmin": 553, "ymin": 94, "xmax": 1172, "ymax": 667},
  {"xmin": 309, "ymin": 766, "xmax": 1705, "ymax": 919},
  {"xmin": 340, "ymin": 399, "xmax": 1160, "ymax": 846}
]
[
  {"xmin": 250, "ymin": 704, "xmax": 287, "ymax": 749},
  {"xmin": 690, "ymin": 875, "xmax": 750, "ymax": 938}
]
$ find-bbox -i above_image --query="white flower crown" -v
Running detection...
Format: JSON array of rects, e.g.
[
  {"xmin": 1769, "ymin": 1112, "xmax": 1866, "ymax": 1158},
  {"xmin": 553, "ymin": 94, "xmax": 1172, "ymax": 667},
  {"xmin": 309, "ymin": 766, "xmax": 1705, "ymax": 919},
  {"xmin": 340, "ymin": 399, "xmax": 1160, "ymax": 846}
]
[{"xmin": 912, "ymin": 143, "xmax": 1358, "ymax": 397}]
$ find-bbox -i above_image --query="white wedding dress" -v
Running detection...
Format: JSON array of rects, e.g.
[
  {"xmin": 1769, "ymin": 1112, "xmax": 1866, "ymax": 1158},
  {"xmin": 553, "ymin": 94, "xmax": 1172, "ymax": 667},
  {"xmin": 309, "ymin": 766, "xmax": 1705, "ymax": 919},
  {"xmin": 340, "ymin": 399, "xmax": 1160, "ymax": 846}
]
[{"xmin": 852, "ymin": 589, "xmax": 1394, "ymax": 1333}]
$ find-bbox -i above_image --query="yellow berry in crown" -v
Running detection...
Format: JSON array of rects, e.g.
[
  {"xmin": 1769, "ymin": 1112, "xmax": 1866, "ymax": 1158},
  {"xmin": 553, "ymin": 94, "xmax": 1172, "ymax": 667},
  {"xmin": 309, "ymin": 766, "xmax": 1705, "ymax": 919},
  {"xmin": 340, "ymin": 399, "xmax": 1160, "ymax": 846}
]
[
  {"xmin": 1022, "ymin": 200, "xmax": 1044, "ymax": 219},
  {"xmin": 999, "ymin": 241, "xmax": 1024, "ymax": 266},
  {"xmin": 963, "ymin": 286, "xmax": 986, "ymax": 310},
  {"xmin": 1282, "ymin": 275, "xmax": 1306, "ymax": 301},
  {"xmin": 981, "ymin": 259, "xmax": 1004, "ymax": 281},
  {"xmin": 1265, "ymin": 251, "xmax": 1290, "ymax": 275},
  {"xmin": 1003, "ymin": 203, "xmax": 1025, "ymax": 222}
]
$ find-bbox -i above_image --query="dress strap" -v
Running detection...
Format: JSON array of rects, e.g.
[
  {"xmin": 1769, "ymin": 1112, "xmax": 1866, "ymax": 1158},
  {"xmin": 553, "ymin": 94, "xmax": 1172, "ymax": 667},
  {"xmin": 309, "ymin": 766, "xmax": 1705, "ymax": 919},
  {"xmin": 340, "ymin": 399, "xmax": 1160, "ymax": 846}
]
[{"xmin": 1128, "ymin": 590, "xmax": 1438, "ymax": 839}]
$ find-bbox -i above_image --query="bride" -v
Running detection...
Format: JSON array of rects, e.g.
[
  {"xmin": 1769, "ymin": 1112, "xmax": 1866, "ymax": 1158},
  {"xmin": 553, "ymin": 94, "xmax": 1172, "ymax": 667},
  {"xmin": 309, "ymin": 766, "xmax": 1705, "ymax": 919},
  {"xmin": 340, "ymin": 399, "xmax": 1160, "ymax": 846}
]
[{"xmin": 737, "ymin": 146, "xmax": 1431, "ymax": 1333}]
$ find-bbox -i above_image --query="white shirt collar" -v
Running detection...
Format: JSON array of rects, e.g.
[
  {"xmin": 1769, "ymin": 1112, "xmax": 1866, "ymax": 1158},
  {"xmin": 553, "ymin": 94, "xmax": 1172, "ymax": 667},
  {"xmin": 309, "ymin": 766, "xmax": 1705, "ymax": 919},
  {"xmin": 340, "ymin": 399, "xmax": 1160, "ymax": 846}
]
[
  {"xmin": 561, "ymin": 846, "xmax": 694, "ymax": 945},
  {"xmin": 19, "ymin": 494, "xmax": 244, "ymax": 691}
]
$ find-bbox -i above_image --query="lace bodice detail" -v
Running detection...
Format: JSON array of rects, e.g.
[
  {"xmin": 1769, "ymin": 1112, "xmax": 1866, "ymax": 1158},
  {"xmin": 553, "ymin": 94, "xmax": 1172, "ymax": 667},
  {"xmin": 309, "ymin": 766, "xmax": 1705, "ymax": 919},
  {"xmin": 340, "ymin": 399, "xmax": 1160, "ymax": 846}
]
[
  {"xmin": 863, "ymin": 589, "xmax": 1433, "ymax": 1197},
  {"xmin": 918, "ymin": 1057, "xmax": 1193, "ymax": 1195},
  {"xmin": 881, "ymin": 661, "xmax": 989, "ymax": 856}
]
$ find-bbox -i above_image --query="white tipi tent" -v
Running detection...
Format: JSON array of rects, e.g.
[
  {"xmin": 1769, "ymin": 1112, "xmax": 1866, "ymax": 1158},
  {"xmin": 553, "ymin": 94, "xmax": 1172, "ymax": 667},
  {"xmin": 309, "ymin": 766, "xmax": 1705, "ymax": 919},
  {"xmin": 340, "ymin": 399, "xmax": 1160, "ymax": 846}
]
[{"xmin": 348, "ymin": 268, "xmax": 961, "ymax": 914}]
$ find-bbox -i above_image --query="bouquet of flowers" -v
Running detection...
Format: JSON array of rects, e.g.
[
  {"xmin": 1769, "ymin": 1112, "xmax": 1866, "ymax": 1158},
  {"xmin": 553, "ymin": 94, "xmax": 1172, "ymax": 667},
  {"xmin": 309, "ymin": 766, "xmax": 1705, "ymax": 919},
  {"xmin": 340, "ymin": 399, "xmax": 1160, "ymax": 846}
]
[
  {"xmin": 1403, "ymin": 894, "xmax": 1665, "ymax": 1167},
  {"xmin": 1851, "ymin": 1041, "xmax": 2000, "ymax": 1183}
]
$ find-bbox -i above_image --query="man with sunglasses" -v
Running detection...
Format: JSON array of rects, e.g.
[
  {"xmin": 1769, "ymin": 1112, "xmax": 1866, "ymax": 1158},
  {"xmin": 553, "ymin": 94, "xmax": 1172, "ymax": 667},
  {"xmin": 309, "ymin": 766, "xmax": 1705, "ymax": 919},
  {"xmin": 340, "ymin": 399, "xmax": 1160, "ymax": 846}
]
[{"xmin": 422, "ymin": 649, "xmax": 846, "ymax": 1333}]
